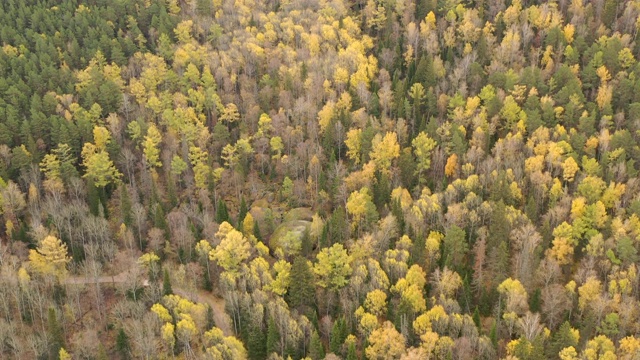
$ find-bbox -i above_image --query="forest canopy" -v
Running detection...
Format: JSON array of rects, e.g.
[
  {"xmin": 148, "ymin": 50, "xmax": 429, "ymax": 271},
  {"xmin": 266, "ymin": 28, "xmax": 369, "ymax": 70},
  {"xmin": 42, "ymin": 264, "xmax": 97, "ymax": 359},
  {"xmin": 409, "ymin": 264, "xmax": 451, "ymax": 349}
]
[{"xmin": 2, "ymin": 0, "xmax": 640, "ymax": 359}]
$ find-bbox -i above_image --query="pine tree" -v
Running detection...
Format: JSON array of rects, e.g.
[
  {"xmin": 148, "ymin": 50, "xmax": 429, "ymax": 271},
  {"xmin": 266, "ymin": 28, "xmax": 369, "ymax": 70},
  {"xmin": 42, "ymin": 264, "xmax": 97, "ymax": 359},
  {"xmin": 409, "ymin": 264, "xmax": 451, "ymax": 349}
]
[
  {"xmin": 238, "ymin": 196, "xmax": 248, "ymax": 228},
  {"xmin": 246, "ymin": 321, "xmax": 267, "ymax": 360},
  {"xmin": 301, "ymin": 228, "xmax": 313, "ymax": 256},
  {"xmin": 87, "ymin": 179, "xmax": 100, "ymax": 216},
  {"xmin": 216, "ymin": 199, "xmax": 229, "ymax": 224},
  {"xmin": 489, "ymin": 320, "xmax": 498, "ymax": 348},
  {"xmin": 330, "ymin": 317, "xmax": 347, "ymax": 354},
  {"xmin": 47, "ymin": 308, "xmax": 65, "ymax": 360},
  {"xmin": 473, "ymin": 307, "xmax": 481, "ymax": 330},
  {"xmin": 489, "ymin": 201, "xmax": 509, "ymax": 244},
  {"xmin": 253, "ymin": 220, "xmax": 263, "ymax": 241},
  {"xmin": 266, "ymin": 317, "xmax": 280, "ymax": 357},
  {"xmin": 162, "ymin": 269, "xmax": 173, "ymax": 295},
  {"xmin": 346, "ymin": 340, "xmax": 357, "ymax": 360},
  {"xmin": 309, "ymin": 330, "xmax": 325, "ymax": 360},
  {"xmin": 116, "ymin": 328, "xmax": 130, "ymax": 359},
  {"xmin": 547, "ymin": 321, "xmax": 579, "ymax": 358},
  {"xmin": 288, "ymin": 256, "xmax": 315, "ymax": 309},
  {"xmin": 529, "ymin": 288, "xmax": 541, "ymax": 313}
]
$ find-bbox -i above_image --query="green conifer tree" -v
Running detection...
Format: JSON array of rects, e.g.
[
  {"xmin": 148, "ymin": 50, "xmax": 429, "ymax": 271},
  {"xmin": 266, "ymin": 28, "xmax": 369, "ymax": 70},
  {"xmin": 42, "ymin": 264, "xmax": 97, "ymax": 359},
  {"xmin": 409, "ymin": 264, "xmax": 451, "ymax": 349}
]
[
  {"xmin": 162, "ymin": 269, "xmax": 173, "ymax": 295},
  {"xmin": 266, "ymin": 317, "xmax": 280, "ymax": 357},
  {"xmin": 116, "ymin": 328, "xmax": 130, "ymax": 360},
  {"xmin": 330, "ymin": 317, "xmax": 347, "ymax": 354},
  {"xmin": 309, "ymin": 330, "xmax": 325, "ymax": 360},
  {"xmin": 47, "ymin": 308, "xmax": 65, "ymax": 360}
]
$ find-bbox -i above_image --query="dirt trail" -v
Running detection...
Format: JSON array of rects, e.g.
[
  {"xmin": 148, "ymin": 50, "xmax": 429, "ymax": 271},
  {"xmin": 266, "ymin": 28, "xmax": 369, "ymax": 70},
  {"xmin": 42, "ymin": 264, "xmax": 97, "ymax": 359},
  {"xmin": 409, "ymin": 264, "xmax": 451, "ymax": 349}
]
[
  {"xmin": 65, "ymin": 267, "xmax": 140, "ymax": 285},
  {"xmin": 65, "ymin": 269, "xmax": 233, "ymax": 336}
]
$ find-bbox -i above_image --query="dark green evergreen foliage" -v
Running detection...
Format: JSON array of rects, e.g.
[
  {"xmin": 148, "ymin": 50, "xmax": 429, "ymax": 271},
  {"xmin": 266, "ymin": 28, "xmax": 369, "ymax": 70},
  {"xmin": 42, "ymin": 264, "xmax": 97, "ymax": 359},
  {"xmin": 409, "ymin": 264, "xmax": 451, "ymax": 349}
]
[
  {"xmin": 238, "ymin": 196, "xmax": 248, "ymax": 228},
  {"xmin": 488, "ymin": 241, "xmax": 510, "ymax": 288},
  {"xmin": 373, "ymin": 170, "xmax": 391, "ymax": 211},
  {"xmin": 301, "ymin": 227, "xmax": 313, "ymax": 256},
  {"xmin": 322, "ymin": 118, "xmax": 337, "ymax": 159},
  {"xmin": 327, "ymin": 207, "xmax": 348, "ymax": 246},
  {"xmin": 398, "ymin": 147, "xmax": 416, "ymax": 189},
  {"xmin": 253, "ymin": 220, "xmax": 263, "ymax": 241},
  {"xmin": 162, "ymin": 268, "xmax": 173, "ymax": 295},
  {"xmin": 442, "ymin": 225, "xmax": 468, "ymax": 271},
  {"xmin": 245, "ymin": 321, "xmax": 267, "ymax": 360},
  {"xmin": 488, "ymin": 201, "xmax": 510, "ymax": 248},
  {"xmin": 547, "ymin": 321, "xmax": 579, "ymax": 359},
  {"xmin": 391, "ymin": 198, "xmax": 405, "ymax": 235},
  {"xmin": 153, "ymin": 203, "xmax": 168, "ymax": 237},
  {"xmin": 308, "ymin": 329, "xmax": 325, "ymax": 360},
  {"xmin": 0, "ymin": 0, "xmax": 178, "ymax": 154},
  {"xmin": 216, "ymin": 199, "xmax": 229, "ymax": 224},
  {"xmin": 266, "ymin": 317, "xmax": 280, "ymax": 357},
  {"xmin": 529, "ymin": 288, "xmax": 541, "ymax": 313},
  {"xmin": 473, "ymin": 307, "xmax": 481, "ymax": 329},
  {"xmin": 47, "ymin": 307, "xmax": 65, "ymax": 360},
  {"xmin": 359, "ymin": 125, "xmax": 376, "ymax": 165},
  {"xmin": 116, "ymin": 328, "xmax": 131, "ymax": 360},
  {"xmin": 288, "ymin": 256, "xmax": 316, "ymax": 309},
  {"xmin": 330, "ymin": 317, "xmax": 348, "ymax": 355},
  {"xmin": 616, "ymin": 236, "xmax": 639, "ymax": 265},
  {"xmin": 489, "ymin": 320, "xmax": 497, "ymax": 348},
  {"xmin": 512, "ymin": 336, "xmax": 545, "ymax": 360},
  {"xmin": 87, "ymin": 180, "xmax": 101, "ymax": 217}
]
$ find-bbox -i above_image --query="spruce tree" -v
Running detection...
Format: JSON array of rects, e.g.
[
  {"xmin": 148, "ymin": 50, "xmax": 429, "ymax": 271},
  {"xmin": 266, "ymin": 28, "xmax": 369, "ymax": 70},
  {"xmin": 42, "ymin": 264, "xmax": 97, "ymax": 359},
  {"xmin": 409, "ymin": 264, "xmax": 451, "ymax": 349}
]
[
  {"xmin": 288, "ymin": 256, "xmax": 315, "ymax": 309},
  {"xmin": 473, "ymin": 307, "xmax": 481, "ymax": 330},
  {"xmin": 266, "ymin": 317, "xmax": 280, "ymax": 357},
  {"xmin": 116, "ymin": 328, "xmax": 130, "ymax": 360},
  {"xmin": 309, "ymin": 330, "xmax": 325, "ymax": 360},
  {"xmin": 216, "ymin": 199, "xmax": 229, "ymax": 224},
  {"xmin": 301, "ymin": 228, "xmax": 313, "ymax": 256},
  {"xmin": 529, "ymin": 288, "xmax": 541, "ymax": 313},
  {"xmin": 489, "ymin": 320, "xmax": 498, "ymax": 348},
  {"xmin": 238, "ymin": 196, "xmax": 247, "ymax": 228},
  {"xmin": 547, "ymin": 321, "xmax": 579, "ymax": 358},
  {"xmin": 87, "ymin": 179, "xmax": 100, "ymax": 216},
  {"xmin": 253, "ymin": 220, "xmax": 262, "ymax": 241},
  {"xmin": 47, "ymin": 308, "xmax": 65, "ymax": 360},
  {"xmin": 162, "ymin": 269, "xmax": 173, "ymax": 295},
  {"xmin": 346, "ymin": 341, "xmax": 357, "ymax": 360},
  {"xmin": 246, "ymin": 321, "xmax": 266, "ymax": 360},
  {"xmin": 330, "ymin": 317, "xmax": 347, "ymax": 354}
]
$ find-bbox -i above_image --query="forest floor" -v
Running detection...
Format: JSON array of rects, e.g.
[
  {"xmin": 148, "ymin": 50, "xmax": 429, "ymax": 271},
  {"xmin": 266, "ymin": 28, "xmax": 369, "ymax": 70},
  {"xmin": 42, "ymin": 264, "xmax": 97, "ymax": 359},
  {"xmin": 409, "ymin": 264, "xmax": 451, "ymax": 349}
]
[{"xmin": 65, "ymin": 269, "xmax": 233, "ymax": 336}]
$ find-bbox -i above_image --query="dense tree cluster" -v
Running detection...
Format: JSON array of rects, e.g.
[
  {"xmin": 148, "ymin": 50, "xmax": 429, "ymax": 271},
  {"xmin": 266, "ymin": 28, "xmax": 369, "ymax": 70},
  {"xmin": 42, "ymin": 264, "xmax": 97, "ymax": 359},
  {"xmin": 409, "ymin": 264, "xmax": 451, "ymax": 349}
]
[{"xmin": 2, "ymin": 0, "xmax": 640, "ymax": 359}]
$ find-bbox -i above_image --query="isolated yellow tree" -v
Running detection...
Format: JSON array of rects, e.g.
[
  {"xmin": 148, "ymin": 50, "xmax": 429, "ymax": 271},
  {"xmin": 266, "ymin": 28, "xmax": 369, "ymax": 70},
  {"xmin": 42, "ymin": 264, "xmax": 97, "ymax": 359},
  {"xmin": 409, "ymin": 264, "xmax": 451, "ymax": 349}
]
[
  {"xmin": 28, "ymin": 235, "xmax": 71, "ymax": 280},
  {"xmin": 444, "ymin": 154, "xmax": 459, "ymax": 178}
]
